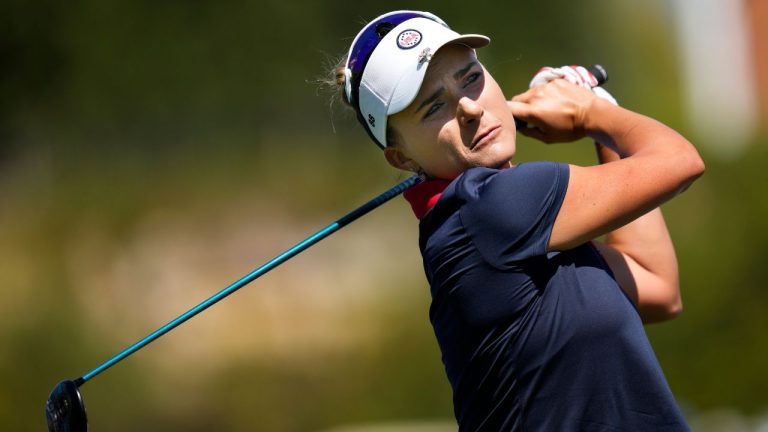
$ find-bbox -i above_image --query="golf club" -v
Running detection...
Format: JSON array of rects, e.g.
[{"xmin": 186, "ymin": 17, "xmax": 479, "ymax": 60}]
[{"xmin": 45, "ymin": 174, "xmax": 421, "ymax": 432}]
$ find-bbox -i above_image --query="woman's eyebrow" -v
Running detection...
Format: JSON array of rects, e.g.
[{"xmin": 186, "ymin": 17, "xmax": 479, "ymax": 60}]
[
  {"xmin": 453, "ymin": 60, "xmax": 479, "ymax": 81},
  {"xmin": 416, "ymin": 87, "xmax": 445, "ymax": 114},
  {"xmin": 415, "ymin": 61, "xmax": 480, "ymax": 114}
]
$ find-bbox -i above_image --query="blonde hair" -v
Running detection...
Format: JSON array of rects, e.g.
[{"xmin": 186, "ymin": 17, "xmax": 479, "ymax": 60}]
[
  {"xmin": 315, "ymin": 54, "xmax": 351, "ymax": 109},
  {"xmin": 319, "ymin": 54, "xmax": 401, "ymax": 148}
]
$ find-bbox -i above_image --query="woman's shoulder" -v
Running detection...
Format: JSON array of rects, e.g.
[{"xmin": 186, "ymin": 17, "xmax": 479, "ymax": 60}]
[
  {"xmin": 453, "ymin": 161, "xmax": 569, "ymax": 200},
  {"xmin": 421, "ymin": 161, "xmax": 569, "ymax": 226}
]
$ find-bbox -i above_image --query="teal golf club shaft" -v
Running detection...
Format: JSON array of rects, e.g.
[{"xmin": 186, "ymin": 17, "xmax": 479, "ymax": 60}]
[{"xmin": 75, "ymin": 175, "xmax": 421, "ymax": 386}]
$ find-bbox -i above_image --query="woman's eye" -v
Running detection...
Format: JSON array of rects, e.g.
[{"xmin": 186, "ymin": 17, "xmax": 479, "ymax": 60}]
[
  {"xmin": 465, "ymin": 72, "xmax": 481, "ymax": 86},
  {"xmin": 424, "ymin": 102, "xmax": 443, "ymax": 119}
]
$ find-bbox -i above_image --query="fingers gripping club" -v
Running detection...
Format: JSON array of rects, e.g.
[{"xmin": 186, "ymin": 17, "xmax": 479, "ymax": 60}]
[{"xmin": 514, "ymin": 64, "xmax": 609, "ymax": 130}]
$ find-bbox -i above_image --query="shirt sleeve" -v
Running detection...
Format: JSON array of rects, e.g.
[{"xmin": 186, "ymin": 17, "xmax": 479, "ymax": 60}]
[{"xmin": 457, "ymin": 162, "xmax": 570, "ymax": 267}]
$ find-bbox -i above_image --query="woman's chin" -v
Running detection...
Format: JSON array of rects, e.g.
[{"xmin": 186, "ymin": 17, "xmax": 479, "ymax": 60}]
[{"xmin": 477, "ymin": 143, "xmax": 515, "ymax": 169}]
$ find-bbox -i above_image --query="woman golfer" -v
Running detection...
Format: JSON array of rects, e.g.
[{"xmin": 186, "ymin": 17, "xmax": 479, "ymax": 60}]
[{"xmin": 333, "ymin": 10, "xmax": 703, "ymax": 431}]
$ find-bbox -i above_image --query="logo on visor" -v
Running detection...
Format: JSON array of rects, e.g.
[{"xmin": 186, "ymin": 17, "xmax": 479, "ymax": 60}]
[
  {"xmin": 397, "ymin": 29, "xmax": 422, "ymax": 49},
  {"xmin": 367, "ymin": 114, "xmax": 376, "ymax": 127}
]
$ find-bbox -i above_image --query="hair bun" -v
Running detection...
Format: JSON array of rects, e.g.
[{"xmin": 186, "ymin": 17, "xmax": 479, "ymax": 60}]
[{"xmin": 334, "ymin": 63, "xmax": 352, "ymax": 106}]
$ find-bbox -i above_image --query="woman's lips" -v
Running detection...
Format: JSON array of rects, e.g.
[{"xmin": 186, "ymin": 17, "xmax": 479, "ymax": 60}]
[{"xmin": 472, "ymin": 125, "xmax": 502, "ymax": 150}]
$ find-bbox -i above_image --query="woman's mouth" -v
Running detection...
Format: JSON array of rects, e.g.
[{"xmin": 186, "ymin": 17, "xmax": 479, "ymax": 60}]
[{"xmin": 471, "ymin": 125, "xmax": 502, "ymax": 150}]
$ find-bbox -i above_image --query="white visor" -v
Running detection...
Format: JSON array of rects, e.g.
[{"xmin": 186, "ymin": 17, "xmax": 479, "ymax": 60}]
[{"xmin": 352, "ymin": 16, "xmax": 490, "ymax": 148}]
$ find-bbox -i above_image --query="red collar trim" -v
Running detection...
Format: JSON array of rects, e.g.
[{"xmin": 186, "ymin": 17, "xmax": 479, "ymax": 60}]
[
  {"xmin": 403, "ymin": 165, "xmax": 512, "ymax": 220},
  {"xmin": 403, "ymin": 178, "xmax": 451, "ymax": 220}
]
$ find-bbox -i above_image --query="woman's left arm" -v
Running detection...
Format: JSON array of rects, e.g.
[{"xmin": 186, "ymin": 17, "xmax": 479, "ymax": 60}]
[{"xmin": 590, "ymin": 142, "xmax": 682, "ymax": 324}]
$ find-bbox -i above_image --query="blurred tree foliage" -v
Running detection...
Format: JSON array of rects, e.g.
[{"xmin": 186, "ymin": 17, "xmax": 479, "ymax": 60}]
[{"xmin": 1, "ymin": 0, "xmax": 766, "ymax": 431}]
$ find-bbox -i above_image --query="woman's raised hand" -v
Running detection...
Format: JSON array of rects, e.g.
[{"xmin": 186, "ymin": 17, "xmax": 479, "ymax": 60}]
[{"xmin": 508, "ymin": 78, "xmax": 602, "ymax": 143}]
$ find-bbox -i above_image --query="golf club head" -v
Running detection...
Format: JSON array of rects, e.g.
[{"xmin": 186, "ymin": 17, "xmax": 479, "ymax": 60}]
[{"xmin": 45, "ymin": 380, "xmax": 88, "ymax": 432}]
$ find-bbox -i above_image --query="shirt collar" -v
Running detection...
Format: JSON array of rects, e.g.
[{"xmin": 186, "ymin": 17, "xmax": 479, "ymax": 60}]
[{"xmin": 402, "ymin": 178, "xmax": 451, "ymax": 219}]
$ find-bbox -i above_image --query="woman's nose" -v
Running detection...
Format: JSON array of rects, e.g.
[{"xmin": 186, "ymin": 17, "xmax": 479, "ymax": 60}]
[{"xmin": 457, "ymin": 97, "xmax": 483, "ymax": 127}]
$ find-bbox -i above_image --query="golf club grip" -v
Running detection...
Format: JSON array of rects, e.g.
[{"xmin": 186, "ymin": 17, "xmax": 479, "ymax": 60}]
[
  {"xmin": 77, "ymin": 175, "xmax": 422, "ymax": 384},
  {"xmin": 515, "ymin": 64, "xmax": 608, "ymax": 130},
  {"xmin": 588, "ymin": 64, "xmax": 608, "ymax": 85}
]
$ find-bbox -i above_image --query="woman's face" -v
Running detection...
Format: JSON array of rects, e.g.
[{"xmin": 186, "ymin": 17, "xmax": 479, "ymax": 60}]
[{"xmin": 386, "ymin": 44, "xmax": 517, "ymax": 179}]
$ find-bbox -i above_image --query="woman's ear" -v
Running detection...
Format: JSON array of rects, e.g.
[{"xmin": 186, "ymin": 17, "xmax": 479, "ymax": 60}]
[{"xmin": 384, "ymin": 147, "xmax": 421, "ymax": 173}]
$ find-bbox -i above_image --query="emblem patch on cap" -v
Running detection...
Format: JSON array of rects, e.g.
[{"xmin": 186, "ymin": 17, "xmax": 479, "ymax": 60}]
[
  {"xmin": 418, "ymin": 48, "xmax": 432, "ymax": 65},
  {"xmin": 397, "ymin": 29, "xmax": 422, "ymax": 49}
]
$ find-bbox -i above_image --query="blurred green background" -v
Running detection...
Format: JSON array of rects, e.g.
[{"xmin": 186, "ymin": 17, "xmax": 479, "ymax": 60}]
[{"xmin": 2, "ymin": 0, "xmax": 767, "ymax": 431}]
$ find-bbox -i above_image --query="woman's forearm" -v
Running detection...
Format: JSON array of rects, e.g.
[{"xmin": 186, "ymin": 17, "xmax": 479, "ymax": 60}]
[
  {"xmin": 585, "ymin": 99, "xmax": 705, "ymax": 191},
  {"xmin": 594, "ymin": 142, "xmax": 682, "ymax": 322},
  {"xmin": 512, "ymin": 80, "xmax": 705, "ymax": 254}
]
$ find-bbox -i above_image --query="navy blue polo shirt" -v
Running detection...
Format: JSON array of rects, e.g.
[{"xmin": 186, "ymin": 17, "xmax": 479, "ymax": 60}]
[{"xmin": 406, "ymin": 162, "xmax": 689, "ymax": 431}]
